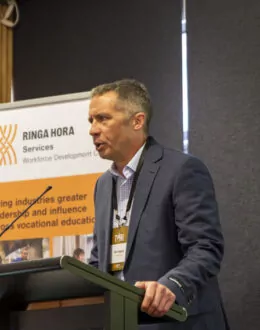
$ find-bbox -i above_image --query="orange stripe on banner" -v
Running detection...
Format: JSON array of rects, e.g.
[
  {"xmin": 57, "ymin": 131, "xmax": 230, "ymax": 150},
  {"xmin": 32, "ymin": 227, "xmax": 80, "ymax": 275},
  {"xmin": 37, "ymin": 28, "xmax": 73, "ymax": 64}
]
[{"xmin": 0, "ymin": 173, "xmax": 102, "ymax": 241}]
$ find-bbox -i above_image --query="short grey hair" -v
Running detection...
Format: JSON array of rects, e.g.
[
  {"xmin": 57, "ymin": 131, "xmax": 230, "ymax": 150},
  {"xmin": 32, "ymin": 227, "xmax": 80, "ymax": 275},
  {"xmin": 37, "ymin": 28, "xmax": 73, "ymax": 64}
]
[{"xmin": 91, "ymin": 79, "xmax": 153, "ymax": 134}]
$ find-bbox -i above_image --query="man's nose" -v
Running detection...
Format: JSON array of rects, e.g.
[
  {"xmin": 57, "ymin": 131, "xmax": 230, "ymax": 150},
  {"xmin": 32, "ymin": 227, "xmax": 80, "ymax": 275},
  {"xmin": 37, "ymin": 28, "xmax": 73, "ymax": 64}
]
[{"xmin": 89, "ymin": 122, "xmax": 100, "ymax": 136}]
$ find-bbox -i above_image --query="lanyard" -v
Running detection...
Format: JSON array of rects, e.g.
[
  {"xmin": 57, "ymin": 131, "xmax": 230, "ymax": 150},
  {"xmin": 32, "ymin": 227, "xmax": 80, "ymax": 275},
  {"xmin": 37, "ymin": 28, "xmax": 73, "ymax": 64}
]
[{"xmin": 112, "ymin": 143, "xmax": 148, "ymax": 226}]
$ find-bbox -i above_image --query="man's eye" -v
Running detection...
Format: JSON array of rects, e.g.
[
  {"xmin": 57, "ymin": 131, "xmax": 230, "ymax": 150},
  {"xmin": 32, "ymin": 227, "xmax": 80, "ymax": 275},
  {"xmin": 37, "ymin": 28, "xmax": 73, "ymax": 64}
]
[{"xmin": 99, "ymin": 116, "xmax": 108, "ymax": 121}]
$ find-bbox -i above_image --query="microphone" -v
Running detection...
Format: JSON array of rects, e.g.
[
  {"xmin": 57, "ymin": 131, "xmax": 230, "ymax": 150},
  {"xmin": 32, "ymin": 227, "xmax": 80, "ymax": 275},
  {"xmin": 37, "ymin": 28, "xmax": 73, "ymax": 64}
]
[{"xmin": 0, "ymin": 185, "xmax": 53, "ymax": 238}]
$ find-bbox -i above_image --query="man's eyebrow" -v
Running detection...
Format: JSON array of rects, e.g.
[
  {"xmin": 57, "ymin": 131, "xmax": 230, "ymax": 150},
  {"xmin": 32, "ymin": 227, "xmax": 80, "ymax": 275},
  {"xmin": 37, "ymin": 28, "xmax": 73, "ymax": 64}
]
[{"xmin": 88, "ymin": 113, "xmax": 111, "ymax": 122}]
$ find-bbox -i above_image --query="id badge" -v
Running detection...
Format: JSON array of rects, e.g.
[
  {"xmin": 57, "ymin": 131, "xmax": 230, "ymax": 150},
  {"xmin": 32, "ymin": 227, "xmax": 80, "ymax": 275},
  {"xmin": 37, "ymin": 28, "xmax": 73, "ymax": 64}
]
[{"xmin": 110, "ymin": 226, "xmax": 128, "ymax": 272}]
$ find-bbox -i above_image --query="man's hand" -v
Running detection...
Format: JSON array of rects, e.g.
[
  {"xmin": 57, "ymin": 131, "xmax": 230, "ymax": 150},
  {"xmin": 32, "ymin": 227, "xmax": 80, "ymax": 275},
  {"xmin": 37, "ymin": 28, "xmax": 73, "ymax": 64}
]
[{"xmin": 135, "ymin": 281, "xmax": 176, "ymax": 317}]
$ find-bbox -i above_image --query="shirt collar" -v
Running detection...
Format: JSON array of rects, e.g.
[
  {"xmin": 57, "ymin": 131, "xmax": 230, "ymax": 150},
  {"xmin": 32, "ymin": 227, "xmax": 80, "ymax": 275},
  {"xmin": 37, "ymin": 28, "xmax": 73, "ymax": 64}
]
[{"xmin": 109, "ymin": 143, "xmax": 146, "ymax": 178}]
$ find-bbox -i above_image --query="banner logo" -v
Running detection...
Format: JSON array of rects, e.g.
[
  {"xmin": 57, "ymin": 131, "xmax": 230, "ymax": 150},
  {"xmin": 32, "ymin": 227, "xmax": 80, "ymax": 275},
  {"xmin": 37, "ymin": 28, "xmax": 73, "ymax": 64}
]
[{"xmin": 0, "ymin": 124, "xmax": 18, "ymax": 166}]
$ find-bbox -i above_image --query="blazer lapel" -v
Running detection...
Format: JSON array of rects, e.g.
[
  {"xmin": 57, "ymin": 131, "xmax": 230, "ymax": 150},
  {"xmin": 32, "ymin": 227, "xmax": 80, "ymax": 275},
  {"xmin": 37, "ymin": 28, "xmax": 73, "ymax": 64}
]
[
  {"xmin": 99, "ymin": 174, "xmax": 113, "ymax": 272},
  {"xmin": 125, "ymin": 141, "xmax": 163, "ymax": 262}
]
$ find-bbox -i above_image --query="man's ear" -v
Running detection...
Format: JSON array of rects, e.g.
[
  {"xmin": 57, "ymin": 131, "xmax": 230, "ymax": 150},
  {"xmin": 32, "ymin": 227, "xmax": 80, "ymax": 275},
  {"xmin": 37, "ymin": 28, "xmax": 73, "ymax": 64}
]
[{"xmin": 133, "ymin": 112, "xmax": 146, "ymax": 131}]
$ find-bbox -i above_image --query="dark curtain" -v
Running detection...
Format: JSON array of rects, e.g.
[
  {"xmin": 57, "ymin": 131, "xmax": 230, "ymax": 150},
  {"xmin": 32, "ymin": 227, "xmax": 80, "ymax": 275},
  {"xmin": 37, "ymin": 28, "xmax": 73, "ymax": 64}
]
[{"xmin": 188, "ymin": 1, "xmax": 260, "ymax": 329}]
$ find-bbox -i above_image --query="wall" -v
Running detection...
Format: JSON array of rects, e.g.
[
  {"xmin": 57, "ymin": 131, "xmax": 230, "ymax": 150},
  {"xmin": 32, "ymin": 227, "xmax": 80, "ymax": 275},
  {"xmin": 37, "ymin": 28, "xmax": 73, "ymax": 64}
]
[{"xmin": 13, "ymin": 0, "xmax": 182, "ymax": 149}]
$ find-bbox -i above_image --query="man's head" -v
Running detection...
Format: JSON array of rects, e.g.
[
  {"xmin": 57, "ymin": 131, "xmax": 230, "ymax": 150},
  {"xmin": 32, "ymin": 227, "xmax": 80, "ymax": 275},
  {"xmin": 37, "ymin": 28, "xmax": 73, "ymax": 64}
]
[
  {"xmin": 88, "ymin": 79, "xmax": 153, "ymax": 166},
  {"xmin": 73, "ymin": 248, "xmax": 85, "ymax": 262}
]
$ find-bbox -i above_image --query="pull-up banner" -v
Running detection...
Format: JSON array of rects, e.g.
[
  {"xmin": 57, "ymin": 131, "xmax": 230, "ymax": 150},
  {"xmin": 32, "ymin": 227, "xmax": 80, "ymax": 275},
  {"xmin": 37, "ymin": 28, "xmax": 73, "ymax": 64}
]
[{"xmin": 0, "ymin": 92, "xmax": 110, "ymax": 263}]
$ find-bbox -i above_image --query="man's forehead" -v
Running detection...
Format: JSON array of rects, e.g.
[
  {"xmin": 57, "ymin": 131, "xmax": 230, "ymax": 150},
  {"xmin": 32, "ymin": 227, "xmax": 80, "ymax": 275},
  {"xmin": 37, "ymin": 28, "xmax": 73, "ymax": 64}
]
[
  {"xmin": 91, "ymin": 91, "xmax": 118, "ymax": 105},
  {"xmin": 89, "ymin": 93, "xmax": 118, "ymax": 115}
]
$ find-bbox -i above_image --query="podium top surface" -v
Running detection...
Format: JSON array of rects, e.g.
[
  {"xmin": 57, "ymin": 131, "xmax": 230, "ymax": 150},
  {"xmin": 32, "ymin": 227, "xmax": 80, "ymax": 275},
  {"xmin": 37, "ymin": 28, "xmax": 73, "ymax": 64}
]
[{"xmin": 0, "ymin": 257, "xmax": 62, "ymax": 276}]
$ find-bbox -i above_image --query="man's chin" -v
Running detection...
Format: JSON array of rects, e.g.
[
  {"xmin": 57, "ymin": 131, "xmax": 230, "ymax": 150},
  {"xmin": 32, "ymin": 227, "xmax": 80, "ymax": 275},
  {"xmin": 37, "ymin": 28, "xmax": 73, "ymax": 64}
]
[{"xmin": 97, "ymin": 151, "xmax": 111, "ymax": 160}]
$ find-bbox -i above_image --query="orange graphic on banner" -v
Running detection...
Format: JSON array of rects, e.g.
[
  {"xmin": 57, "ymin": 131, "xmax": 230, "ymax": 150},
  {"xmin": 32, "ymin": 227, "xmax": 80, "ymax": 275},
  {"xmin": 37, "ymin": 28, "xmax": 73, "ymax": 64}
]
[
  {"xmin": 0, "ymin": 124, "xmax": 18, "ymax": 166},
  {"xmin": 0, "ymin": 173, "xmax": 102, "ymax": 240}
]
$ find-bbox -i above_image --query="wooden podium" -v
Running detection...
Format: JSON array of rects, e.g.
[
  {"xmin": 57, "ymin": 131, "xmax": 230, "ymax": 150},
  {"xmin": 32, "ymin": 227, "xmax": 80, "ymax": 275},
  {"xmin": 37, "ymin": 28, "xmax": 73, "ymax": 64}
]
[{"xmin": 0, "ymin": 256, "xmax": 187, "ymax": 330}]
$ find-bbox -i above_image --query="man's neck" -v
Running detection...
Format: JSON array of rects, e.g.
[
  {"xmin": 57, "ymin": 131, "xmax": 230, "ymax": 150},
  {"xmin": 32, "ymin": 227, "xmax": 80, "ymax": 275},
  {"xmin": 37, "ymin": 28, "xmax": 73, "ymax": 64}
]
[
  {"xmin": 114, "ymin": 159, "xmax": 132, "ymax": 176},
  {"xmin": 114, "ymin": 137, "xmax": 147, "ymax": 175}
]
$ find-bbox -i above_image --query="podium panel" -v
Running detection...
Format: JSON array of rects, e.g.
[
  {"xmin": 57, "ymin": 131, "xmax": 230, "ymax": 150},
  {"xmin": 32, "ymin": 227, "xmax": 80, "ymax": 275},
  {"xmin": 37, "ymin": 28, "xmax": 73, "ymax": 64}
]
[
  {"xmin": 12, "ymin": 304, "xmax": 105, "ymax": 330},
  {"xmin": 0, "ymin": 256, "xmax": 187, "ymax": 330}
]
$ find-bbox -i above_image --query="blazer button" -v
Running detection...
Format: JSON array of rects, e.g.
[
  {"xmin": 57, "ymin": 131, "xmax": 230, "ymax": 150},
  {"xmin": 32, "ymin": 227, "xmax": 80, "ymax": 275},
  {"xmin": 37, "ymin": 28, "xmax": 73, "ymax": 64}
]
[{"xmin": 187, "ymin": 294, "xmax": 194, "ymax": 305}]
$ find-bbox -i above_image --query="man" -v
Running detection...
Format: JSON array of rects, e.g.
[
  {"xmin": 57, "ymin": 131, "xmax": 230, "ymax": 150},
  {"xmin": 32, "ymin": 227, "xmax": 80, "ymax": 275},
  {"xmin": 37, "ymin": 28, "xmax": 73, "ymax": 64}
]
[
  {"xmin": 73, "ymin": 247, "xmax": 85, "ymax": 262},
  {"xmin": 88, "ymin": 79, "xmax": 229, "ymax": 329}
]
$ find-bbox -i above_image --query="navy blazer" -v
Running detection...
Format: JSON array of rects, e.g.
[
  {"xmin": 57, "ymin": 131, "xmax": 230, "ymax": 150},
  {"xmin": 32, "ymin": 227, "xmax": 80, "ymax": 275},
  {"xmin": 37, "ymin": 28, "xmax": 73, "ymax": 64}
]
[{"xmin": 89, "ymin": 137, "xmax": 228, "ymax": 329}]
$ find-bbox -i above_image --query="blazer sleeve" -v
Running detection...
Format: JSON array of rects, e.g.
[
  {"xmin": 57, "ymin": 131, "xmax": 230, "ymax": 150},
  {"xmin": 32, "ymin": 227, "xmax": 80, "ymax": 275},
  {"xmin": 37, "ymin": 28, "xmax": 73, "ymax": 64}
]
[
  {"xmin": 88, "ymin": 179, "xmax": 99, "ymax": 268},
  {"xmin": 158, "ymin": 157, "xmax": 224, "ymax": 308}
]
